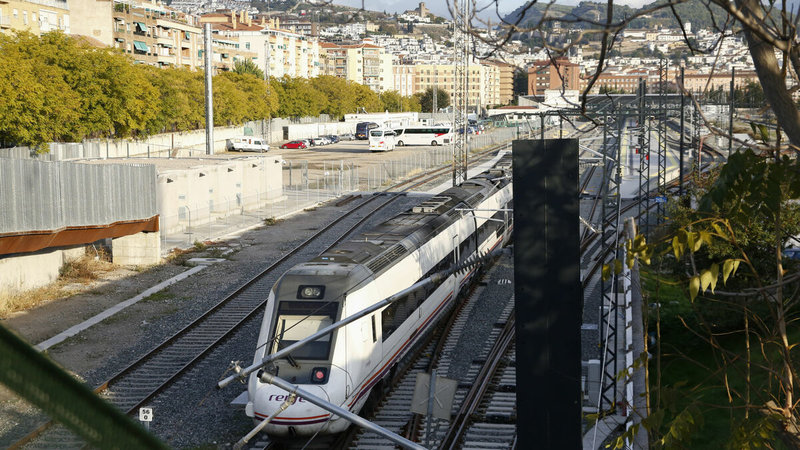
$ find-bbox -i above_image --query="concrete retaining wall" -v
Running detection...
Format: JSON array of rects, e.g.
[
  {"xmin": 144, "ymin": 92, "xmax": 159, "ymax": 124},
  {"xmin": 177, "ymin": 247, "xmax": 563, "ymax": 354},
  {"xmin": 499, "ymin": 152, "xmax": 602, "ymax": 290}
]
[
  {"xmin": 0, "ymin": 246, "xmax": 84, "ymax": 295},
  {"xmin": 157, "ymin": 155, "xmax": 284, "ymax": 234}
]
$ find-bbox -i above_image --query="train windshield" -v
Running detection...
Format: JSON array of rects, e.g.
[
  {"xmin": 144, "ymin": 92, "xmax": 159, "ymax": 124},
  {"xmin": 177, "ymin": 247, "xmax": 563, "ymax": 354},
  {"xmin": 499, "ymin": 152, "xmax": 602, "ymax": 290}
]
[{"xmin": 273, "ymin": 301, "xmax": 337, "ymax": 360}]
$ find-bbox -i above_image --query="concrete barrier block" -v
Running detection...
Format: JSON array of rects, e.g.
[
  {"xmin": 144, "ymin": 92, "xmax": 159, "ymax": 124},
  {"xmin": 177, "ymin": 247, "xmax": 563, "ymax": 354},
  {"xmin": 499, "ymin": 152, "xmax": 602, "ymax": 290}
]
[{"xmin": 112, "ymin": 231, "xmax": 161, "ymax": 266}]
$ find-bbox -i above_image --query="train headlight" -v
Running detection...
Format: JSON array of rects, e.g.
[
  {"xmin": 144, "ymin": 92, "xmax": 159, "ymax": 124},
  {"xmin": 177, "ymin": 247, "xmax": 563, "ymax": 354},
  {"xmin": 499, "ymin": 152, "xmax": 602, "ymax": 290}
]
[
  {"xmin": 311, "ymin": 367, "xmax": 329, "ymax": 384},
  {"xmin": 297, "ymin": 285, "xmax": 325, "ymax": 299}
]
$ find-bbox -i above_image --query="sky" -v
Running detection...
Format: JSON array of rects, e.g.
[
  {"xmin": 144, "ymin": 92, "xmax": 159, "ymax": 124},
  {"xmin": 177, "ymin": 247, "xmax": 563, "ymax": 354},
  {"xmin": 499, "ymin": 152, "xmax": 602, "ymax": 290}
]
[{"xmin": 331, "ymin": 0, "xmax": 657, "ymax": 22}]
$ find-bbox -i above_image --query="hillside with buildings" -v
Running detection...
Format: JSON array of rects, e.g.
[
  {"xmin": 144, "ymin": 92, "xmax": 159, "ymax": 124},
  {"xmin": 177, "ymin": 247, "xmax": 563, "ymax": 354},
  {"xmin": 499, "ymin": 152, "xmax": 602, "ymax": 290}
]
[{"xmin": 0, "ymin": 0, "xmax": 777, "ymax": 133}]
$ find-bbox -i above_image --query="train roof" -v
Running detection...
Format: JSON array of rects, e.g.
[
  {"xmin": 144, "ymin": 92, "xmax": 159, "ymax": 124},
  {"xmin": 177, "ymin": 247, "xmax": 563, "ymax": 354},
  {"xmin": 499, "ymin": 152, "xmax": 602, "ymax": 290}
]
[{"xmin": 306, "ymin": 162, "xmax": 512, "ymax": 277}]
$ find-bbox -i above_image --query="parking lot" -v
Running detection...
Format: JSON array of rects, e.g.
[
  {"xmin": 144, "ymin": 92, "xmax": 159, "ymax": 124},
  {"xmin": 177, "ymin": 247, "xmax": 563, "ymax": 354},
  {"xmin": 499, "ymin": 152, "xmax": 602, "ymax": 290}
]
[{"xmin": 270, "ymin": 138, "xmax": 443, "ymax": 164}]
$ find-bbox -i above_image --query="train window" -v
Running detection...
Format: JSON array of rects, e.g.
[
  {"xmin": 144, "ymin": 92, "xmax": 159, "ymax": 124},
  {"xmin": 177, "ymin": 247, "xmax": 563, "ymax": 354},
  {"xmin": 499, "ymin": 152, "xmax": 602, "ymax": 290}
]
[
  {"xmin": 422, "ymin": 252, "xmax": 452, "ymax": 297},
  {"xmin": 382, "ymin": 295, "xmax": 415, "ymax": 339},
  {"xmin": 273, "ymin": 301, "xmax": 337, "ymax": 360}
]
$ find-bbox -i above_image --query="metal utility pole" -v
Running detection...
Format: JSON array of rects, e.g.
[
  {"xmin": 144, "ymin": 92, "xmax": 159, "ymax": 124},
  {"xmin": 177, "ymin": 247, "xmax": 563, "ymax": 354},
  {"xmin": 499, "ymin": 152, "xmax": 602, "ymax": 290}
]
[
  {"xmin": 451, "ymin": 0, "xmax": 469, "ymax": 186},
  {"xmin": 204, "ymin": 23, "xmax": 214, "ymax": 155},
  {"xmin": 656, "ymin": 59, "xmax": 667, "ymax": 223},
  {"xmin": 432, "ymin": 68, "xmax": 438, "ymax": 113},
  {"xmin": 264, "ymin": 29, "xmax": 272, "ymax": 144},
  {"xmin": 599, "ymin": 108, "xmax": 624, "ymax": 413},
  {"xmin": 637, "ymin": 79, "xmax": 651, "ymax": 236}
]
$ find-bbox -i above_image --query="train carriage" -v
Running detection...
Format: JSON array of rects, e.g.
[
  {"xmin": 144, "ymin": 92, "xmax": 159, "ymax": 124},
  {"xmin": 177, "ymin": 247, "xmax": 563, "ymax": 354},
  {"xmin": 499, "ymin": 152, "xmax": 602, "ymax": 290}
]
[{"xmin": 247, "ymin": 160, "xmax": 513, "ymax": 436}]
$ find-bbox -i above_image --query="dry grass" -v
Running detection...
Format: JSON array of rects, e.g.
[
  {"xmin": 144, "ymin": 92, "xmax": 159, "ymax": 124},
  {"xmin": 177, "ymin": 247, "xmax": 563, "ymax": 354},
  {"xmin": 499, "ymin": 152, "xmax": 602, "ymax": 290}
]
[{"xmin": 0, "ymin": 256, "xmax": 115, "ymax": 318}]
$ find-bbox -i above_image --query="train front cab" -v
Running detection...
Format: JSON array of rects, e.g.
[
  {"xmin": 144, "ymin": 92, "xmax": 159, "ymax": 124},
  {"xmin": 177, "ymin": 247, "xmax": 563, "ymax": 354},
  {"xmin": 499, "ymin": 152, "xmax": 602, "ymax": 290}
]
[{"xmin": 247, "ymin": 269, "xmax": 355, "ymax": 436}]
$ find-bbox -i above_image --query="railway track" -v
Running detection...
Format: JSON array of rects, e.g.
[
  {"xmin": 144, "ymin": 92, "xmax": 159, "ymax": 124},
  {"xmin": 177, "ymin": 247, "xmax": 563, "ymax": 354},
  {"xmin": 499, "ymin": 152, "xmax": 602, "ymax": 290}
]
[
  {"xmin": 11, "ymin": 143, "xmax": 510, "ymax": 450},
  {"xmin": 344, "ymin": 273, "xmax": 486, "ymax": 448},
  {"xmin": 580, "ymin": 143, "xmax": 725, "ymax": 286},
  {"xmin": 438, "ymin": 304, "xmax": 516, "ymax": 450},
  {"xmin": 18, "ymin": 193, "xmax": 400, "ymax": 449},
  {"xmin": 338, "ymin": 260, "xmax": 516, "ymax": 450}
]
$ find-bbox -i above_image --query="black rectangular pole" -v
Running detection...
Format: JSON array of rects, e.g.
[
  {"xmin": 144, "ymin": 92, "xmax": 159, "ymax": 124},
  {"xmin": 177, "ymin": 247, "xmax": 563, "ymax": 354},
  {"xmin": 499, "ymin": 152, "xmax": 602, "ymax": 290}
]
[
  {"xmin": 513, "ymin": 139, "xmax": 581, "ymax": 449},
  {"xmin": 728, "ymin": 67, "xmax": 735, "ymax": 156},
  {"xmin": 679, "ymin": 67, "xmax": 685, "ymax": 197}
]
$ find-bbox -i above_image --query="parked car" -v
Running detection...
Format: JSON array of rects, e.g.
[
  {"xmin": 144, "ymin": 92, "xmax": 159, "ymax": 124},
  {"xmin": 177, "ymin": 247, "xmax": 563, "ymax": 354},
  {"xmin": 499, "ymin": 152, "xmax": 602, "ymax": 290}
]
[
  {"xmin": 326, "ymin": 135, "xmax": 340, "ymax": 144},
  {"xmin": 310, "ymin": 137, "xmax": 326, "ymax": 146},
  {"xmin": 319, "ymin": 136, "xmax": 332, "ymax": 145},
  {"xmin": 339, "ymin": 133, "xmax": 355, "ymax": 141},
  {"xmin": 226, "ymin": 136, "xmax": 269, "ymax": 152},
  {"xmin": 280, "ymin": 140, "xmax": 307, "ymax": 149}
]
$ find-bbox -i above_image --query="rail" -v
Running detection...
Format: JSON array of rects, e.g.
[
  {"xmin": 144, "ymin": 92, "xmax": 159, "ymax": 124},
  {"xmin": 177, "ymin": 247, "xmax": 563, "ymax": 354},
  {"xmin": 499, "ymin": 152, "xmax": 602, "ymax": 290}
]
[{"xmin": 438, "ymin": 310, "xmax": 516, "ymax": 450}]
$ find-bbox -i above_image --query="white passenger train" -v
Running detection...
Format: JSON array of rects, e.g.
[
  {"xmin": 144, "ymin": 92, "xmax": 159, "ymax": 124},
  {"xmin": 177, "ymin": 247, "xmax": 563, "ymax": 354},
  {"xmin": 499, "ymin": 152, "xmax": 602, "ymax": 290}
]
[{"xmin": 246, "ymin": 158, "xmax": 513, "ymax": 436}]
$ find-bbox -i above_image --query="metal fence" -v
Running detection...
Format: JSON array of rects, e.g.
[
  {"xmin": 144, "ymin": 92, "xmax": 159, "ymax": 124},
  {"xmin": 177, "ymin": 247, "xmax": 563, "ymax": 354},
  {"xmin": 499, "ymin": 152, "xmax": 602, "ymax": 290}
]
[
  {"xmin": 0, "ymin": 115, "xmax": 338, "ymax": 161},
  {"xmin": 0, "ymin": 159, "xmax": 157, "ymax": 234}
]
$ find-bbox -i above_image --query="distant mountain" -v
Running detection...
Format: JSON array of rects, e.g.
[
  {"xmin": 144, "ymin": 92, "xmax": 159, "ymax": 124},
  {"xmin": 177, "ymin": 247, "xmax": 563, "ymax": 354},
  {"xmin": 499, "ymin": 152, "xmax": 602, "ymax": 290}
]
[
  {"xmin": 502, "ymin": 0, "xmax": 728, "ymax": 31},
  {"xmin": 502, "ymin": 2, "xmax": 570, "ymax": 26}
]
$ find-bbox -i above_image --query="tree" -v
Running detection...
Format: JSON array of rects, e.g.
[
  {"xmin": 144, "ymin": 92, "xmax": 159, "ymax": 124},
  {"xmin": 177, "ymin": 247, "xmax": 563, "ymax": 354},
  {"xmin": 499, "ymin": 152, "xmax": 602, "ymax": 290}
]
[
  {"xmin": 379, "ymin": 90, "xmax": 404, "ymax": 112},
  {"xmin": 352, "ymin": 82, "xmax": 382, "ymax": 113},
  {"xmin": 0, "ymin": 42, "xmax": 80, "ymax": 148},
  {"xmin": 148, "ymin": 67, "xmax": 204, "ymax": 133},
  {"xmin": 232, "ymin": 58, "xmax": 264, "ymax": 79},
  {"xmin": 734, "ymin": 81, "xmax": 765, "ymax": 109},
  {"xmin": 513, "ymin": 68, "xmax": 528, "ymax": 99},
  {"xmin": 418, "ymin": 87, "xmax": 450, "ymax": 113},
  {"xmin": 312, "ymin": 75, "xmax": 357, "ymax": 118},
  {"xmin": 0, "ymin": 30, "xmax": 398, "ymax": 145},
  {"xmin": 277, "ymin": 76, "xmax": 327, "ymax": 118}
]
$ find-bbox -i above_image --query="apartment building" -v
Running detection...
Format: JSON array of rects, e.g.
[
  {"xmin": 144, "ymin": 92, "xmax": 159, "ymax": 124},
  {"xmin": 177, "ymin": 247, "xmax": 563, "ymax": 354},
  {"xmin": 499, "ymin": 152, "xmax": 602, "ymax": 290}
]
[
  {"xmin": 682, "ymin": 71, "xmax": 758, "ymax": 92},
  {"xmin": 411, "ymin": 62, "xmax": 501, "ymax": 109},
  {"xmin": 113, "ymin": 0, "xmax": 204, "ymax": 69},
  {"xmin": 203, "ymin": 11, "xmax": 319, "ymax": 78},
  {"xmin": 320, "ymin": 42, "xmax": 394, "ymax": 92},
  {"xmin": 588, "ymin": 71, "xmax": 649, "ymax": 94},
  {"xmin": 487, "ymin": 60, "xmax": 516, "ymax": 105},
  {"xmin": 268, "ymin": 15, "xmax": 316, "ymax": 37},
  {"xmin": 69, "ymin": 0, "xmax": 113, "ymax": 46},
  {"xmin": 393, "ymin": 64, "xmax": 415, "ymax": 96},
  {"xmin": 527, "ymin": 57, "xmax": 581, "ymax": 95},
  {"xmin": 482, "ymin": 63, "xmax": 501, "ymax": 106},
  {"xmin": 0, "ymin": 0, "xmax": 70, "ymax": 36},
  {"xmin": 199, "ymin": 12, "xmax": 257, "ymax": 72},
  {"xmin": 261, "ymin": 26, "xmax": 319, "ymax": 78}
]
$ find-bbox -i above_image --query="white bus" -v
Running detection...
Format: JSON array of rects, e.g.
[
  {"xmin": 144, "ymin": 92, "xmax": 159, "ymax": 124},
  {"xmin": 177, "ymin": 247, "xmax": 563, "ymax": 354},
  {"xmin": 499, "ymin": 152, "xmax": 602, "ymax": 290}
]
[
  {"xmin": 368, "ymin": 129, "xmax": 396, "ymax": 152},
  {"xmin": 392, "ymin": 126, "xmax": 453, "ymax": 146}
]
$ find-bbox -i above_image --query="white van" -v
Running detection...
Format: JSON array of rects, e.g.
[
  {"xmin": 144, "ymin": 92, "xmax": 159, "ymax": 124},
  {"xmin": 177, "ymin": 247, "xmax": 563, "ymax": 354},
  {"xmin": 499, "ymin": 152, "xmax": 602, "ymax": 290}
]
[
  {"xmin": 368, "ymin": 129, "xmax": 396, "ymax": 152},
  {"xmin": 226, "ymin": 137, "xmax": 270, "ymax": 152}
]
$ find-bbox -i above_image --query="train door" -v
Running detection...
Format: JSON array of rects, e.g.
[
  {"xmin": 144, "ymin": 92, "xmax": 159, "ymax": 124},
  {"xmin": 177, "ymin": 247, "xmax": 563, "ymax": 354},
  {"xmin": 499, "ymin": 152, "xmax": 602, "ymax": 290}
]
[
  {"xmin": 360, "ymin": 313, "xmax": 381, "ymax": 381},
  {"xmin": 503, "ymin": 201, "xmax": 513, "ymax": 243},
  {"xmin": 452, "ymin": 234, "xmax": 460, "ymax": 298}
]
